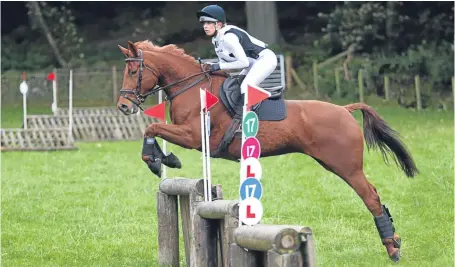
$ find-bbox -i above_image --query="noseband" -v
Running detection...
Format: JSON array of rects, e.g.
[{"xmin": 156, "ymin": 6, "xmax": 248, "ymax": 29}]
[{"xmin": 119, "ymin": 49, "xmax": 211, "ymax": 111}]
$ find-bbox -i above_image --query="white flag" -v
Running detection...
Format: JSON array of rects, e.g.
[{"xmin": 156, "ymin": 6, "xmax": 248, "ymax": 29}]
[{"xmin": 200, "ymin": 88, "xmax": 206, "ymax": 110}]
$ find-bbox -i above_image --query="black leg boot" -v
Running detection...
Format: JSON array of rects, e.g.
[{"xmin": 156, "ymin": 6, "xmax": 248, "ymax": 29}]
[{"xmin": 141, "ymin": 137, "xmax": 165, "ymax": 178}]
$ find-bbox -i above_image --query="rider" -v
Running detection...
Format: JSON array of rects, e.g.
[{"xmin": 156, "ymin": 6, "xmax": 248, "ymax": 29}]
[
  {"xmin": 197, "ymin": 4, "xmax": 277, "ymax": 93},
  {"xmin": 197, "ymin": 4, "xmax": 278, "ymax": 134}
]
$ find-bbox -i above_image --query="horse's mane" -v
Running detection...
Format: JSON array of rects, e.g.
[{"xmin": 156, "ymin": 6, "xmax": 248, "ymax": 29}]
[{"xmin": 134, "ymin": 40, "xmax": 199, "ymax": 67}]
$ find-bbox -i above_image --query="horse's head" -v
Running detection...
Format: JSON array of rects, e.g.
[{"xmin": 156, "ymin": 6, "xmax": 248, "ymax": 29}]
[{"xmin": 117, "ymin": 41, "xmax": 161, "ymax": 115}]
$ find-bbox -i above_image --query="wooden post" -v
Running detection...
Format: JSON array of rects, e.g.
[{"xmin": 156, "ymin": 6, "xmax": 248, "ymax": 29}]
[
  {"xmin": 290, "ymin": 69, "xmax": 306, "ymax": 91},
  {"xmin": 156, "ymin": 191, "xmax": 179, "ymax": 267},
  {"xmin": 285, "ymin": 55, "xmax": 293, "ymax": 89},
  {"xmin": 179, "ymin": 195, "xmax": 192, "ymax": 267},
  {"xmin": 112, "ymin": 65, "xmax": 118, "ymax": 104},
  {"xmin": 229, "ymin": 243, "xmax": 259, "ymax": 267},
  {"xmin": 197, "ymin": 198, "xmax": 239, "ymax": 267},
  {"xmin": 358, "ymin": 70, "xmax": 364, "ymax": 102},
  {"xmin": 384, "ymin": 75, "xmax": 390, "ymax": 100},
  {"xmin": 288, "ymin": 226, "xmax": 316, "ymax": 267},
  {"xmin": 312, "ymin": 61, "xmax": 319, "ymax": 96},
  {"xmin": 215, "ymin": 185, "xmax": 224, "ymax": 267},
  {"xmin": 190, "ymin": 189, "xmax": 218, "ymax": 267},
  {"xmin": 266, "ymin": 250, "xmax": 303, "ymax": 267},
  {"xmin": 197, "ymin": 200, "xmax": 239, "ymax": 219},
  {"xmin": 335, "ymin": 68, "xmax": 341, "ymax": 97},
  {"xmin": 414, "ymin": 75, "xmax": 422, "ymax": 111}
]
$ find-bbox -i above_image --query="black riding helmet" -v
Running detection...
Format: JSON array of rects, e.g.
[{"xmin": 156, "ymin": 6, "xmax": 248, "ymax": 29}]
[{"xmin": 196, "ymin": 5, "xmax": 226, "ymax": 23}]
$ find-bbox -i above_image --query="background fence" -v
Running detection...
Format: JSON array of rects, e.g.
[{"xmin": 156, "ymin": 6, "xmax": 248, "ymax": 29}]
[
  {"xmin": 1, "ymin": 65, "xmax": 131, "ymax": 108},
  {"xmin": 2, "ymin": 61, "xmax": 454, "ymax": 110}
]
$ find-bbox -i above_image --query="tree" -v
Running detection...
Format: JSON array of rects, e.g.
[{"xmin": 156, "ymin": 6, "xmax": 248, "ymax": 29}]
[
  {"xmin": 26, "ymin": 1, "xmax": 83, "ymax": 67},
  {"xmin": 245, "ymin": 2, "xmax": 281, "ymax": 45}
]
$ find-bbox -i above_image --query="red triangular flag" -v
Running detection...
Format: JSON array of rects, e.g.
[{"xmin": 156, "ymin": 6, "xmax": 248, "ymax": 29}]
[
  {"xmin": 247, "ymin": 84, "xmax": 271, "ymax": 108},
  {"xmin": 47, "ymin": 72, "xmax": 55, "ymax": 81},
  {"xmin": 205, "ymin": 90, "xmax": 219, "ymax": 111},
  {"xmin": 144, "ymin": 102, "xmax": 166, "ymax": 122}
]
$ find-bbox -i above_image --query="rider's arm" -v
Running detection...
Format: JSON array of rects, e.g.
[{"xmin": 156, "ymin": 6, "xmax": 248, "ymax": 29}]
[{"xmin": 218, "ymin": 33, "xmax": 250, "ymax": 70}]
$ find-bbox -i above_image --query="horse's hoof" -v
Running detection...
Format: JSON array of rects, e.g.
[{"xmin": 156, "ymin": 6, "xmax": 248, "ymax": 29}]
[
  {"xmin": 389, "ymin": 250, "xmax": 400, "ymax": 262},
  {"xmin": 383, "ymin": 234, "xmax": 401, "ymax": 262},
  {"xmin": 163, "ymin": 153, "xmax": 181, "ymax": 169},
  {"xmin": 147, "ymin": 158, "xmax": 162, "ymax": 178}
]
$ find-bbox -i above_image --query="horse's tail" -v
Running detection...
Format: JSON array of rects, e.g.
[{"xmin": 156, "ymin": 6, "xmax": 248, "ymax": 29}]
[{"xmin": 344, "ymin": 103, "xmax": 419, "ymax": 178}]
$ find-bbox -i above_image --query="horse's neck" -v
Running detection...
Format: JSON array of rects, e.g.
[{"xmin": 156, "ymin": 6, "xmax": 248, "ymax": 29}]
[
  {"xmin": 151, "ymin": 52, "xmax": 225, "ymax": 98},
  {"xmin": 151, "ymin": 52, "xmax": 199, "ymax": 87}
]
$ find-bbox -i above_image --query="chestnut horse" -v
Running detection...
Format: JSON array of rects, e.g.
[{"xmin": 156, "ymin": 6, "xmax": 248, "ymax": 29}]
[{"xmin": 116, "ymin": 40, "xmax": 418, "ymax": 262}]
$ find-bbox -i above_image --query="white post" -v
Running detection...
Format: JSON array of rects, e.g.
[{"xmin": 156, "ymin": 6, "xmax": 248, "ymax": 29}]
[
  {"xmin": 239, "ymin": 87, "xmax": 248, "ymax": 187},
  {"xmin": 19, "ymin": 72, "xmax": 28, "ymax": 129},
  {"xmin": 205, "ymin": 110, "xmax": 212, "ymax": 201},
  {"xmin": 200, "ymin": 89, "xmax": 208, "ymax": 201},
  {"xmin": 159, "ymin": 90, "xmax": 167, "ymax": 179},
  {"xmin": 52, "ymin": 77, "xmax": 57, "ymax": 115},
  {"xmin": 68, "ymin": 70, "xmax": 73, "ymax": 144},
  {"xmin": 23, "ymin": 92, "xmax": 27, "ymax": 129}
]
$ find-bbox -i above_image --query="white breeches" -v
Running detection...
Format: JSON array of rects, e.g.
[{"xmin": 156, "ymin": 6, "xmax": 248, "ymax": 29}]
[{"xmin": 239, "ymin": 49, "xmax": 278, "ymax": 93}]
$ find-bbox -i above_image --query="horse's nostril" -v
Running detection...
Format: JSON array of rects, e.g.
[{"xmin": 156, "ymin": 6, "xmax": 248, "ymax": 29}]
[{"xmin": 120, "ymin": 103, "xmax": 129, "ymax": 110}]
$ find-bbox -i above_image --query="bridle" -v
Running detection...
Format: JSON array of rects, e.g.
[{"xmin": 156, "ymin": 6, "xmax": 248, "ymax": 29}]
[{"xmin": 119, "ymin": 49, "xmax": 212, "ymax": 111}]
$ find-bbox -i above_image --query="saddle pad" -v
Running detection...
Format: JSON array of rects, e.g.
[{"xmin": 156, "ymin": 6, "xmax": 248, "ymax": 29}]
[{"xmin": 254, "ymin": 96, "xmax": 286, "ymax": 121}]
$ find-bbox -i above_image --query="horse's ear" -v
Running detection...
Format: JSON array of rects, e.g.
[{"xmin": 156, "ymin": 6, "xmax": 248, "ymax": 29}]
[
  {"xmin": 127, "ymin": 41, "xmax": 138, "ymax": 57},
  {"xmin": 118, "ymin": 45, "xmax": 130, "ymax": 58}
]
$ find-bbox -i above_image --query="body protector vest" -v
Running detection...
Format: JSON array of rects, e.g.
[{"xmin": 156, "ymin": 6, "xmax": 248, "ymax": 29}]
[{"xmin": 212, "ymin": 25, "xmax": 268, "ymax": 70}]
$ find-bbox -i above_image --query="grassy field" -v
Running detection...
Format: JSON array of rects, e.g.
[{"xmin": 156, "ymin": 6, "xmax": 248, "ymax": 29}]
[{"xmin": 1, "ymin": 104, "xmax": 453, "ymax": 267}]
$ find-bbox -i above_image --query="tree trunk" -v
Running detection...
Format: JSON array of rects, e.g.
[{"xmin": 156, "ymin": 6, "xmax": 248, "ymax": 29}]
[
  {"xmin": 245, "ymin": 1, "xmax": 280, "ymax": 45},
  {"xmin": 29, "ymin": 2, "xmax": 67, "ymax": 67},
  {"xmin": 385, "ymin": 1, "xmax": 397, "ymax": 53}
]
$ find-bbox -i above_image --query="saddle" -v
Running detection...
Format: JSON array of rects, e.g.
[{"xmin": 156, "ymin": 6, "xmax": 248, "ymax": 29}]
[{"xmin": 212, "ymin": 75, "xmax": 287, "ymax": 159}]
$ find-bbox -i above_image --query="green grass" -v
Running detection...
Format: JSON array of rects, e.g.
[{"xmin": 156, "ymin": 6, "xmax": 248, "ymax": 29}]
[{"xmin": 1, "ymin": 105, "xmax": 453, "ymax": 267}]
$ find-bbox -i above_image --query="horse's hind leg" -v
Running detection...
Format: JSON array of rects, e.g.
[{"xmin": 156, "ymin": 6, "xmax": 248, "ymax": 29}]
[
  {"xmin": 306, "ymin": 140, "xmax": 401, "ymax": 261},
  {"xmin": 343, "ymin": 170, "xmax": 401, "ymax": 262}
]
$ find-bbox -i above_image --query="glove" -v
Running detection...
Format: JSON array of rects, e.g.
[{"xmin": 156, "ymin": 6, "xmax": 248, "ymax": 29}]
[{"xmin": 203, "ymin": 63, "xmax": 220, "ymax": 73}]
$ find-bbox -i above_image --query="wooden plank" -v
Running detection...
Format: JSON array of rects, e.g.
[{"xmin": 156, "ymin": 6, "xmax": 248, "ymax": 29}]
[
  {"xmin": 38, "ymin": 129, "xmax": 47, "ymax": 147},
  {"xmin": 43, "ymin": 129, "xmax": 53, "ymax": 147},
  {"xmin": 159, "ymin": 178, "xmax": 204, "ymax": 196},
  {"xmin": 233, "ymin": 225, "xmax": 301, "ymax": 254},
  {"xmin": 156, "ymin": 191, "xmax": 179, "ymax": 267},
  {"xmin": 0, "ymin": 128, "xmax": 77, "ymax": 151},
  {"xmin": 197, "ymin": 200, "xmax": 239, "ymax": 219},
  {"xmin": 25, "ymin": 129, "xmax": 33, "ymax": 148},
  {"xmin": 16, "ymin": 129, "xmax": 24, "ymax": 148},
  {"xmin": 8, "ymin": 131, "xmax": 16, "ymax": 147}
]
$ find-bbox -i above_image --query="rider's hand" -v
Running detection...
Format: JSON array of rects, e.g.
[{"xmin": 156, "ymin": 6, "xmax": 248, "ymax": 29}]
[{"xmin": 203, "ymin": 62, "xmax": 220, "ymax": 73}]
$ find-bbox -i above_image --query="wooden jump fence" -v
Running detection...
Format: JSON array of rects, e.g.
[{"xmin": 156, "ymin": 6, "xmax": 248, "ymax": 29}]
[
  {"xmin": 26, "ymin": 107, "xmax": 157, "ymax": 142},
  {"xmin": 0, "ymin": 128, "xmax": 77, "ymax": 151},
  {"xmin": 157, "ymin": 177, "xmax": 316, "ymax": 267}
]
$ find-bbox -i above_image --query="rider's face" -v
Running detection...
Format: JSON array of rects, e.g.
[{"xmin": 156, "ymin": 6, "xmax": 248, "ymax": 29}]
[{"xmin": 202, "ymin": 22, "xmax": 216, "ymax": 36}]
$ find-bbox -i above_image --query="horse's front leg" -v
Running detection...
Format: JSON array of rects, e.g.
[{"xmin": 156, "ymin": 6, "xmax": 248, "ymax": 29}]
[{"xmin": 141, "ymin": 122, "xmax": 199, "ymax": 178}]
